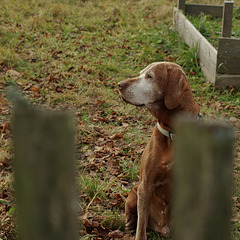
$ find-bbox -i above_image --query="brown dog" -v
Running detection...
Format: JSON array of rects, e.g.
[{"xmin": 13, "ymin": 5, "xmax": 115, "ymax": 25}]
[{"xmin": 118, "ymin": 62, "xmax": 200, "ymax": 239}]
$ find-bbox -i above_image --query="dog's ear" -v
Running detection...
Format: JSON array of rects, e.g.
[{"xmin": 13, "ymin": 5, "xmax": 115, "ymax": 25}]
[{"xmin": 164, "ymin": 68, "xmax": 189, "ymax": 110}]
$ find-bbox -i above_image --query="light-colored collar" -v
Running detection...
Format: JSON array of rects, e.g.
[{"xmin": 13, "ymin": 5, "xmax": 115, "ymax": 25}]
[
  {"xmin": 156, "ymin": 113, "xmax": 202, "ymax": 141},
  {"xmin": 157, "ymin": 122, "xmax": 176, "ymax": 141}
]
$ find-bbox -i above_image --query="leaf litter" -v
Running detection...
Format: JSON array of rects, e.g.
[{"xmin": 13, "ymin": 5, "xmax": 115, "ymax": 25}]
[{"xmin": 0, "ymin": 0, "xmax": 240, "ymax": 239}]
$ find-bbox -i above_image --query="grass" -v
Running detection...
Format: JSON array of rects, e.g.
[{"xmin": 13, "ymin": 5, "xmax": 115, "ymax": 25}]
[
  {"xmin": 120, "ymin": 158, "xmax": 140, "ymax": 181},
  {"xmin": 187, "ymin": 6, "xmax": 240, "ymax": 48},
  {"xmin": 102, "ymin": 209, "xmax": 125, "ymax": 230},
  {"xmin": 0, "ymin": 0, "xmax": 239, "ymax": 239},
  {"xmin": 80, "ymin": 174, "xmax": 108, "ymax": 200}
]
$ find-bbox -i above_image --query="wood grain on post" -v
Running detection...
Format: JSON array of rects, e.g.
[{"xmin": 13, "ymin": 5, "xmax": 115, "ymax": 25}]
[
  {"xmin": 222, "ymin": 1, "xmax": 234, "ymax": 38},
  {"xmin": 173, "ymin": 118, "xmax": 233, "ymax": 240},
  {"xmin": 173, "ymin": 7, "xmax": 217, "ymax": 84},
  {"xmin": 217, "ymin": 37, "xmax": 240, "ymax": 75},
  {"xmin": 12, "ymin": 93, "xmax": 77, "ymax": 240},
  {"xmin": 185, "ymin": 4, "xmax": 224, "ymax": 17}
]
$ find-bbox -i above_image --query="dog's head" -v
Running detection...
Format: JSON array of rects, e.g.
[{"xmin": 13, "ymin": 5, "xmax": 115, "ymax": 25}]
[{"xmin": 118, "ymin": 62, "xmax": 190, "ymax": 111}]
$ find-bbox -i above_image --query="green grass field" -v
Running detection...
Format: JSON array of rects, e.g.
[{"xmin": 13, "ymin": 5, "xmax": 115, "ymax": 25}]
[{"xmin": 0, "ymin": 0, "xmax": 239, "ymax": 239}]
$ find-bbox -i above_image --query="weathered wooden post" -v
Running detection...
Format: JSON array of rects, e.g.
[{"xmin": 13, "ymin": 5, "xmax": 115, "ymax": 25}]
[
  {"xmin": 12, "ymin": 92, "xmax": 77, "ymax": 240},
  {"xmin": 174, "ymin": 1, "xmax": 240, "ymax": 88},
  {"xmin": 178, "ymin": 0, "xmax": 185, "ymax": 11},
  {"xmin": 173, "ymin": 118, "xmax": 234, "ymax": 240},
  {"xmin": 216, "ymin": 1, "xmax": 240, "ymax": 87},
  {"xmin": 222, "ymin": 1, "xmax": 234, "ymax": 38}
]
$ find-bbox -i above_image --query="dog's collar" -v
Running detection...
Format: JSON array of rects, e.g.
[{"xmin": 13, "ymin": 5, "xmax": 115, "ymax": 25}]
[
  {"xmin": 196, "ymin": 113, "xmax": 203, "ymax": 121},
  {"xmin": 157, "ymin": 122, "xmax": 176, "ymax": 141},
  {"xmin": 157, "ymin": 113, "xmax": 202, "ymax": 141}
]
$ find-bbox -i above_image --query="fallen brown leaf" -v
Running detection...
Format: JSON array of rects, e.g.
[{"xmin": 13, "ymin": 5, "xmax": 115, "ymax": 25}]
[
  {"xmin": 1, "ymin": 122, "xmax": 10, "ymax": 134},
  {"xmin": 107, "ymin": 229, "xmax": 124, "ymax": 239}
]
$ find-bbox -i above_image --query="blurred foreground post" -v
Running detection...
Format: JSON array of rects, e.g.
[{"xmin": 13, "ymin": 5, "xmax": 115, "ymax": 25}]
[
  {"xmin": 12, "ymin": 93, "xmax": 77, "ymax": 240},
  {"xmin": 173, "ymin": 118, "xmax": 233, "ymax": 240}
]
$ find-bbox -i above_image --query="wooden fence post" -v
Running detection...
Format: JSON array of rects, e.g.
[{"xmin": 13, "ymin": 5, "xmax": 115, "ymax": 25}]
[
  {"xmin": 178, "ymin": 0, "xmax": 185, "ymax": 11},
  {"xmin": 222, "ymin": 1, "xmax": 234, "ymax": 38},
  {"xmin": 173, "ymin": 118, "xmax": 234, "ymax": 240},
  {"xmin": 12, "ymin": 92, "xmax": 77, "ymax": 240}
]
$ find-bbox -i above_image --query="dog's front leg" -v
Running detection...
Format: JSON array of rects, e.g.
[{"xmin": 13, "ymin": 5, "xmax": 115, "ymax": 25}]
[{"xmin": 135, "ymin": 181, "xmax": 154, "ymax": 240}]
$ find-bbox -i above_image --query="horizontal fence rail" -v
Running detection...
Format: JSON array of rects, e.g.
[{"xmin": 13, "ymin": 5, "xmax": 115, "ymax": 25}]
[{"xmin": 175, "ymin": 0, "xmax": 240, "ymax": 88}]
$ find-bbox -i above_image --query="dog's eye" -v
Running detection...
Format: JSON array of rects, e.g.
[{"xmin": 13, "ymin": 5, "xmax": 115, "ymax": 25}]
[{"xmin": 146, "ymin": 74, "xmax": 152, "ymax": 79}]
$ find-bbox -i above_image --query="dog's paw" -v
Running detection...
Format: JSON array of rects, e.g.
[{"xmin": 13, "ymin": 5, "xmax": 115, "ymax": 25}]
[
  {"xmin": 160, "ymin": 226, "xmax": 170, "ymax": 238},
  {"xmin": 125, "ymin": 217, "xmax": 136, "ymax": 232}
]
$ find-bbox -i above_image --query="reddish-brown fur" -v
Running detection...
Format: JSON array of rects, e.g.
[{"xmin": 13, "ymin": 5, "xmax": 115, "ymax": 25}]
[{"xmin": 118, "ymin": 62, "xmax": 200, "ymax": 239}]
